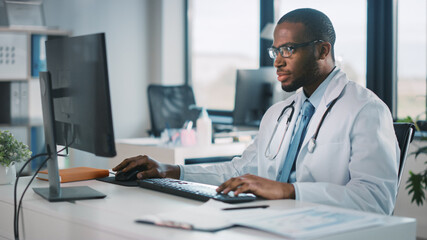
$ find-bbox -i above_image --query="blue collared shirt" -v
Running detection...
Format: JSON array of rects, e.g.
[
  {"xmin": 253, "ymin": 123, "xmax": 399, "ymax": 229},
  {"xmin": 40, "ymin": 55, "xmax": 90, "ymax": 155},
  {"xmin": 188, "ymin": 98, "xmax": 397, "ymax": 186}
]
[{"xmin": 288, "ymin": 67, "xmax": 338, "ymax": 183}]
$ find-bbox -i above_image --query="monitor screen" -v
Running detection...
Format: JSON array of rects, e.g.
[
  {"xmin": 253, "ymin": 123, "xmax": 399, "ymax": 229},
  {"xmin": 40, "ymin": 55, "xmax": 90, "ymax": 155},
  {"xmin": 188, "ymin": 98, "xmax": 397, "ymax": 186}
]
[
  {"xmin": 233, "ymin": 67, "xmax": 293, "ymax": 126},
  {"xmin": 45, "ymin": 33, "xmax": 116, "ymax": 157},
  {"xmin": 33, "ymin": 33, "xmax": 116, "ymax": 202}
]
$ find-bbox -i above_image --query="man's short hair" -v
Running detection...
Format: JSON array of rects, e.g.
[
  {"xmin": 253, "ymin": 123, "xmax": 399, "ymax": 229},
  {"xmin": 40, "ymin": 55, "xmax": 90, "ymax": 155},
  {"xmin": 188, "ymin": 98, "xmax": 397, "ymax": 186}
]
[{"xmin": 278, "ymin": 8, "xmax": 336, "ymax": 61}]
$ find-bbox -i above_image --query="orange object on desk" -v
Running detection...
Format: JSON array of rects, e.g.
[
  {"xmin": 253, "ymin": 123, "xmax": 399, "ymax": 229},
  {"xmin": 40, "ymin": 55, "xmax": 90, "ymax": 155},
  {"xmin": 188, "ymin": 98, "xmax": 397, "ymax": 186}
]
[{"xmin": 36, "ymin": 167, "xmax": 109, "ymax": 183}]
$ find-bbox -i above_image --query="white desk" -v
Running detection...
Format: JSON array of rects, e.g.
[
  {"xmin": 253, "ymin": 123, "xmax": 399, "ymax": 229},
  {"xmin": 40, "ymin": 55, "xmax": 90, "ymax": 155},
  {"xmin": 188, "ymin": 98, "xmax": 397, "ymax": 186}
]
[
  {"xmin": 0, "ymin": 177, "xmax": 417, "ymax": 240},
  {"xmin": 104, "ymin": 140, "xmax": 249, "ymax": 169}
]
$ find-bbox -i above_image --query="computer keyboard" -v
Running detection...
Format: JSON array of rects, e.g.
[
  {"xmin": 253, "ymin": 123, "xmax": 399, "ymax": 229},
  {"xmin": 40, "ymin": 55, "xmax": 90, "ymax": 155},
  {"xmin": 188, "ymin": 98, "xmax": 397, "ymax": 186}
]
[{"xmin": 137, "ymin": 178, "xmax": 257, "ymax": 203}]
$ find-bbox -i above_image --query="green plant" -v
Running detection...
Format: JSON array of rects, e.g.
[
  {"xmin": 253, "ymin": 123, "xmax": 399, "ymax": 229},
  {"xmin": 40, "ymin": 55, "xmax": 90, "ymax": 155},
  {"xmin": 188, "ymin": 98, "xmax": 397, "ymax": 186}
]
[
  {"xmin": 0, "ymin": 130, "xmax": 32, "ymax": 167},
  {"xmin": 401, "ymin": 114, "xmax": 427, "ymax": 206}
]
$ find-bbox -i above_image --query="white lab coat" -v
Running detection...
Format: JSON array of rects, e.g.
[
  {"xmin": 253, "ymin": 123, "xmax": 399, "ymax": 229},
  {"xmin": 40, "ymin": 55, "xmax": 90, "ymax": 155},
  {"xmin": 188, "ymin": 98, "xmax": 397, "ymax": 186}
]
[{"xmin": 181, "ymin": 69, "xmax": 399, "ymax": 215}]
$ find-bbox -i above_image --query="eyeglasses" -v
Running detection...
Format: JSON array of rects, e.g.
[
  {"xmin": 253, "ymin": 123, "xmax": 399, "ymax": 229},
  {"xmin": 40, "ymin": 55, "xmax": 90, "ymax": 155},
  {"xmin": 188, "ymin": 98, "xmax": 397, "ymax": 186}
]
[{"xmin": 267, "ymin": 40, "xmax": 324, "ymax": 59}]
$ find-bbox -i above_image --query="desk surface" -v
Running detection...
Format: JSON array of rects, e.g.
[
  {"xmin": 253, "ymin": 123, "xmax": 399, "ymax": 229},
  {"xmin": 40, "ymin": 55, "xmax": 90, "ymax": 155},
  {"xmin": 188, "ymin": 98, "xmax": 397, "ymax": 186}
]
[
  {"xmin": 0, "ymin": 177, "xmax": 416, "ymax": 240},
  {"xmin": 101, "ymin": 141, "xmax": 250, "ymax": 169}
]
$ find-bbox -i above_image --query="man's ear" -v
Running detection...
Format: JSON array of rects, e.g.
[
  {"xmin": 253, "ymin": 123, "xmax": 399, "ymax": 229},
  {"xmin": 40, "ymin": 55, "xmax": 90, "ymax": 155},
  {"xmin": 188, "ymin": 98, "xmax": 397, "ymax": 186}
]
[{"xmin": 318, "ymin": 42, "xmax": 331, "ymax": 60}]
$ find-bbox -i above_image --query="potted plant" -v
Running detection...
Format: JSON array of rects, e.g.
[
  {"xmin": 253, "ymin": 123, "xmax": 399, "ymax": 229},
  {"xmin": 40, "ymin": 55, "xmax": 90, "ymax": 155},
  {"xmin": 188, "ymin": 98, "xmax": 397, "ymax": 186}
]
[
  {"xmin": 402, "ymin": 114, "xmax": 427, "ymax": 206},
  {"xmin": 0, "ymin": 130, "xmax": 32, "ymax": 185}
]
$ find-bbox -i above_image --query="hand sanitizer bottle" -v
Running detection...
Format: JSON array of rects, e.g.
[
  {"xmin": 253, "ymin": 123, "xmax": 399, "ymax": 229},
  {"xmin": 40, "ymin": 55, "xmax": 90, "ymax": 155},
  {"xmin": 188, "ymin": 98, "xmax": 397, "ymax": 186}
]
[{"xmin": 196, "ymin": 108, "xmax": 212, "ymax": 146}]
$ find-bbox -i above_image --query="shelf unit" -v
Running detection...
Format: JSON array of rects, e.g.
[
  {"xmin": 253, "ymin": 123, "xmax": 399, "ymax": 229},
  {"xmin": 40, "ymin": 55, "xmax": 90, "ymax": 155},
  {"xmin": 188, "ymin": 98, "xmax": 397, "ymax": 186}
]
[{"xmin": 0, "ymin": 27, "xmax": 70, "ymax": 173}]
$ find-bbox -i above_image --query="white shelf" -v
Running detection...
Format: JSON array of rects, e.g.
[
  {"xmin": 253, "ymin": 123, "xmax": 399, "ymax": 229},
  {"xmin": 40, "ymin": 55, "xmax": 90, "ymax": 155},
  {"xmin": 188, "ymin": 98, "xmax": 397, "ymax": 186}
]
[
  {"xmin": 0, "ymin": 27, "xmax": 70, "ymax": 169},
  {"xmin": 0, "ymin": 26, "xmax": 69, "ymax": 35}
]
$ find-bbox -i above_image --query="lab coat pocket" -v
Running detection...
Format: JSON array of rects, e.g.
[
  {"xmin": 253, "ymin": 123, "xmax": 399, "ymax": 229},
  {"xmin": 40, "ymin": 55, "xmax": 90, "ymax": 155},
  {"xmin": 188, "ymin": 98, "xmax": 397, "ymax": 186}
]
[{"xmin": 299, "ymin": 141, "xmax": 350, "ymax": 184}]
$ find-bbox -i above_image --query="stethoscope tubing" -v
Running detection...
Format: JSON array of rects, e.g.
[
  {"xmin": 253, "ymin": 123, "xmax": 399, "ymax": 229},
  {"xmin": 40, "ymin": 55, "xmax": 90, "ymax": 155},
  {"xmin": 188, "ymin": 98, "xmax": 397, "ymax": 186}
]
[
  {"xmin": 307, "ymin": 97, "xmax": 339, "ymax": 153},
  {"xmin": 264, "ymin": 101, "xmax": 295, "ymax": 160},
  {"xmin": 265, "ymin": 96, "xmax": 340, "ymax": 159}
]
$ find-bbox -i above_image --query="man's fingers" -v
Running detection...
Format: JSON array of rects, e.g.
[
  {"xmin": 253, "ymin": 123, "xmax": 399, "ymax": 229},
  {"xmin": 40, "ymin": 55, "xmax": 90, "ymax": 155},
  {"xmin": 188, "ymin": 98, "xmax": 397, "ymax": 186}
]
[
  {"xmin": 121, "ymin": 161, "xmax": 139, "ymax": 172},
  {"xmin": 216, "ymin": 181, "xmax": 229, "ymax": 193},
  {"xmin": 217, "ymin": 178, "xmax": 236, "ymax": 193},
  {"xmin": 218, "ymin": 177, "xmax": 246, "ymax": 194},
  {"xmin": 233, "ymin": 183, "xmax": 252, "ymax": 195},
  {"xmin": 112, "ymin": 158, "xmax": 131, "ymax": 171},
  {"xmin": 219, "ymin": 175, "xmax": 293, "ymax": 199},
  {"xmin": 217, "ymin": 178, "xmax": 236, "ymax": 192},
  {"xmin": 138, "ymin": 168, "xmax": 159, "ymax": 179},
  {"xmin": 113, "ymin": 155, "xmax": 149, "ymax": 172}
]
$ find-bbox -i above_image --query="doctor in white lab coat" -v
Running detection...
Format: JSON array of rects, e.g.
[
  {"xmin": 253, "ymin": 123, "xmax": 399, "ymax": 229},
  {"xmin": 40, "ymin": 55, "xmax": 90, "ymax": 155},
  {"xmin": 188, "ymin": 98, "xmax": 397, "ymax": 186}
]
[
  {"xmin": 182, "ymin": 67, "xmax": 399, "ymax": 215},
  {"xmin": 113, "ymin": 8, "xmax": 399, "ymax": 215}
]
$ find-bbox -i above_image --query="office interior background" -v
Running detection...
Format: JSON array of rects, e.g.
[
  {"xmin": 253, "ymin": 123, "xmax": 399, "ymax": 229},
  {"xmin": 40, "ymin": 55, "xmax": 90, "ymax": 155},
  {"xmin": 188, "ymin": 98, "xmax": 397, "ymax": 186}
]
[
  {"xmin": 0, "ymin": 0, "xmax": 426, "ymax": 238},
  {"xmin": 39, "ymin": 0, "xmax": 427, "ymax": 136}
]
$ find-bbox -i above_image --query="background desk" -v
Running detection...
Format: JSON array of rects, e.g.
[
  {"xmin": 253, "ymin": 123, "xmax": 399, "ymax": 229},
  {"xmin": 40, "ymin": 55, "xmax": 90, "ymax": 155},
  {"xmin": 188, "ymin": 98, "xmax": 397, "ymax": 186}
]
[
  {"xmin": 104, "ymin": 140, "xmax": 250, "ymax": 169},
  {"xmin": 0, "ymin": 177, "xmax": 417, "ymax": 240}
]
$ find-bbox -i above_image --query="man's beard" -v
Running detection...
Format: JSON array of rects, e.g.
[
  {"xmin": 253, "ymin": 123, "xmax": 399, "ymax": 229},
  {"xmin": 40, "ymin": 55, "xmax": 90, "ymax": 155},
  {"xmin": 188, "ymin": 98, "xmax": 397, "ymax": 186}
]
[{"xmin": 281, "ymin": 57, "xmax": 321, "ymax": 93}]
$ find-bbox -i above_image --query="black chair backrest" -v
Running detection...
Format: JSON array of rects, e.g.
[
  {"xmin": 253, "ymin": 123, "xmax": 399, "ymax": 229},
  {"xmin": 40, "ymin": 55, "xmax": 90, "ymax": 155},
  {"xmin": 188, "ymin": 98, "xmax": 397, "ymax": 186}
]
[
  {"xmin": 393, "ymin": 122, "xmax": 415, "ymax": 187},
  {"xmin": 147, "ymin": 85, "xmax": 199, "ymax": 137}
]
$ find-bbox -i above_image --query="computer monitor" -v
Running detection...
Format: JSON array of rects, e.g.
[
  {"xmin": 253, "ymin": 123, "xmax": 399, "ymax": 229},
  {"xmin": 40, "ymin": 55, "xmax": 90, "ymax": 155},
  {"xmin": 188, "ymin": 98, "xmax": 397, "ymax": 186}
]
[
  {"xmin": 33, "ymin": 33, "xmax": 116, "ymax": 202},
  {"xmin": 232, "ymin": 67, "xmax": 293, "ymax": 127}
]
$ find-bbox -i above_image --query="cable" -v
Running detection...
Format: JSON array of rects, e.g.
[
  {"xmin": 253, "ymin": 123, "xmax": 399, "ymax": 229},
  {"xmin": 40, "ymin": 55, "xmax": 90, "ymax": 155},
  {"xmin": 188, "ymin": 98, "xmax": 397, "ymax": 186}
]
[
  {"xmin": 13, "ymin": 153, "xmax": 48, "ymax": 240},
  {"xmin": 14, "ymin": 146, "xmax": 68, "ymax": 240},
  {"xmin": 15, "ymin": 156, "xmax": 50, "ymax": 240},
  {"xmin": 14, "ymin": 121, "xmax": 74, "ymax": 239}
]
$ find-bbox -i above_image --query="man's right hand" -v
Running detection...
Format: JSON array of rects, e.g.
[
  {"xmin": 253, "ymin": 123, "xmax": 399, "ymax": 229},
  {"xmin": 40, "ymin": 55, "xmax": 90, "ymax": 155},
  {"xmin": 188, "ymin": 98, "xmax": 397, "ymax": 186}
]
[{"xmin": 112, "ymin": 155, "xmax": 180, "ymax": 180}]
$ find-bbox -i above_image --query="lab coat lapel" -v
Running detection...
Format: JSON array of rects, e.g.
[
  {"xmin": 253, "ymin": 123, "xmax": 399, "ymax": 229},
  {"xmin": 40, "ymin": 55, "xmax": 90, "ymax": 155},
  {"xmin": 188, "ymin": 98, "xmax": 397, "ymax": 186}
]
[
  {"xmin": 300, "ymin": 70, "xmax": 349, "ymax": 149},
  {"xmin": 275, "ymin": 91, "xmax": 304, "ymax": 172}
]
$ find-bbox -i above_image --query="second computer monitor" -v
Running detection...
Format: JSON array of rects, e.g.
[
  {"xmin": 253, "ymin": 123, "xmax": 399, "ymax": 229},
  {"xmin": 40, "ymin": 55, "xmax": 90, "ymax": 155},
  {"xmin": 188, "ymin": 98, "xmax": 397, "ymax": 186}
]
[{"xmin": 233, "ymin": 67, "xmax": 292, "ymax": 127}]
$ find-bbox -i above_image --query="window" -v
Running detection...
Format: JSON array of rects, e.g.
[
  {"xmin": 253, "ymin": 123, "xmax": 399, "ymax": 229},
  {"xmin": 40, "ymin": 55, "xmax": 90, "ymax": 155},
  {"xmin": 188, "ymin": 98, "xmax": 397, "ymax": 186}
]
[
  {"xmin": 188, "ymin": 1, "xmax": 366, "ymax": 110},
  {"xmin": 276, "ymin": 0, "xmax": 367, "ymax": 86},
  {"xmin": 188, "ymin": 0, "xmax": 259, "ymax": 111},
  {"xmin": 397, "ymin": 0, "xmax": 426, "ymax": 119}
]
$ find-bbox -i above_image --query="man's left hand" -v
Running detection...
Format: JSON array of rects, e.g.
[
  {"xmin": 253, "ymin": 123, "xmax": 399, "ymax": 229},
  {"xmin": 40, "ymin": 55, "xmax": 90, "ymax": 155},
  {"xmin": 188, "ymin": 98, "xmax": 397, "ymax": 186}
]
[{"xmin": 216, "ymin": 174, "xmax": 295, "ymax": 199}]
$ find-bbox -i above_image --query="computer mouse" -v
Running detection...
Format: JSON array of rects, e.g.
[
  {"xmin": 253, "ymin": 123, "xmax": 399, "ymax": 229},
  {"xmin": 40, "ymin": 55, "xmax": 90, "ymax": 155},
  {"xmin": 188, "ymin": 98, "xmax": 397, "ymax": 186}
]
[{"xmin": 115, "ymin": 169, "xmax": 140, "ymax": 181}]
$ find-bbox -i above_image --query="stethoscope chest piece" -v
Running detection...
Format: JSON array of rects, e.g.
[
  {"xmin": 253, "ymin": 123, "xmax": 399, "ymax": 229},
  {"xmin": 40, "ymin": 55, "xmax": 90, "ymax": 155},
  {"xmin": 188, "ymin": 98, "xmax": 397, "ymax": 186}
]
[
  {"xmin": 308, "ymin": 138, "xmax": 316, "ymax": 153},
  {"xmin": 306, "ymin": 95, "xmax": 341, "ymax": 154}
]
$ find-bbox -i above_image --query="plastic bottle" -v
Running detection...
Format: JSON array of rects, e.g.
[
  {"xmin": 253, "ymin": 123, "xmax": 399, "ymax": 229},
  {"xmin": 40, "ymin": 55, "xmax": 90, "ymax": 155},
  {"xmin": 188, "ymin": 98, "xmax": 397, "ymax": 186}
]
[{"xmin": 196, "ymin": 108, "xmax": 212, "ymax": 146}]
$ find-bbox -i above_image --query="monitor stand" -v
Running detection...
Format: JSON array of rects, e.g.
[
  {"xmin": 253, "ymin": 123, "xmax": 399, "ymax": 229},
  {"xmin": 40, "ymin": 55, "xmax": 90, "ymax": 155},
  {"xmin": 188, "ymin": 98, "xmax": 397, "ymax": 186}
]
[
  {"xmin": 32, "ymin": 151, "xmax": 106, "ymax": 202},
  {"xmin": 33, "ymin": 186, "xmax": 106, "ymax": 202},
  {"xmin": 33, "ymin": 72, "xmax": 106, "ymax": 202},
  {"xmin": 32, "ymin": 150, "xmax": 106, "ymax": 202}
]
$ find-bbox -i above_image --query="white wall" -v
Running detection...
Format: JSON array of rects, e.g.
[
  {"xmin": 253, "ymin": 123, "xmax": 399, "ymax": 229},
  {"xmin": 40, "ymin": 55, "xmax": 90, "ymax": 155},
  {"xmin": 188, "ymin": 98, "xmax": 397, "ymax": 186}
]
[
  {"xmin": 43, "ymin": 0, "xmax": 185, "ymax": 139},
  {"xmin": 41, "ymin": 0, "xmax": 185, "ymax": 167}
]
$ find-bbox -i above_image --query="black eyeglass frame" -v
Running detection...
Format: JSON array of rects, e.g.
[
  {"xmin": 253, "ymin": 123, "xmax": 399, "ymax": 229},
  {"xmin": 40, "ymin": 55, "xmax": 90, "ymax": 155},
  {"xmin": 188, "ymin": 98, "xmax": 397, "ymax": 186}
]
[{"xmin": 268, "ymin": 40, "xmax": 324, "ymax": 59}]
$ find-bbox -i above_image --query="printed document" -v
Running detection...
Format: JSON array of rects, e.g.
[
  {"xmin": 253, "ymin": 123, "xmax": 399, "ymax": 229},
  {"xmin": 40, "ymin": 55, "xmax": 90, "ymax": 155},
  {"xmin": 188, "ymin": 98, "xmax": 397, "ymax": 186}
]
[{"xmin": 136, "ymin": 199, "xmax": 385, "ymax": 239}]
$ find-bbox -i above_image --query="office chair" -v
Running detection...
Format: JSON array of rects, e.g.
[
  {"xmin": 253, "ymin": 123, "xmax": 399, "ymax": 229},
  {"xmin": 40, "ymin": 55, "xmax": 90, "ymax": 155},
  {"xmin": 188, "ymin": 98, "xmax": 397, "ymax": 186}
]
[
  {"xmin": 147, "ymin": 84, "xmax": 199, "ymax": 137},
  {"xmin": 393, "ymin": 122, "xmax": 416, "ymax": 188}
]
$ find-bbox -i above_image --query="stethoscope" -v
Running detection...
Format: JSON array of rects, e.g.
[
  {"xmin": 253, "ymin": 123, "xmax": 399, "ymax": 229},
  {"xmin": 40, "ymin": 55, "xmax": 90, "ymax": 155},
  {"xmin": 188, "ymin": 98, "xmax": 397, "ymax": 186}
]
[
  {"xmin": 264, "ymin": 96, "xmax": 340, "ymax": 160},
  {"xmin": 264, "ymin": 101, "xmax": 295, "ymax": 160}
]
